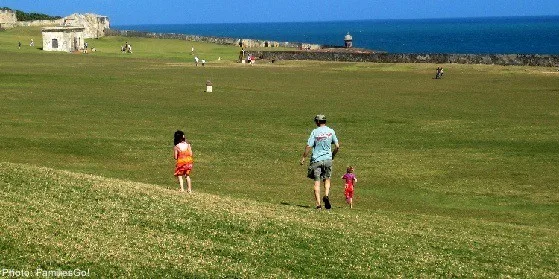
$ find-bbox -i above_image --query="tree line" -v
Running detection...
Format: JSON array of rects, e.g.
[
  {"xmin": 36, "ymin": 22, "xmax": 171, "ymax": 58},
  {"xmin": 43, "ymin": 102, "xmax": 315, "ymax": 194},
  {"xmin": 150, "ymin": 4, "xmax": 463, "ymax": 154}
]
[{"xmin": 1, "ymin": 7, "xmax": 62, "ymax": 21}]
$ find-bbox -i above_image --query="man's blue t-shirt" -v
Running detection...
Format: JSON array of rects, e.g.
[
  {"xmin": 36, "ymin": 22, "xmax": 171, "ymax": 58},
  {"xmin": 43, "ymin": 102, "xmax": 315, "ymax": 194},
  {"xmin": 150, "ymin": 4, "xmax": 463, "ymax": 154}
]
[{"xmin": 307, "ymin": 126, "xmax": 338, "ymax": 163}]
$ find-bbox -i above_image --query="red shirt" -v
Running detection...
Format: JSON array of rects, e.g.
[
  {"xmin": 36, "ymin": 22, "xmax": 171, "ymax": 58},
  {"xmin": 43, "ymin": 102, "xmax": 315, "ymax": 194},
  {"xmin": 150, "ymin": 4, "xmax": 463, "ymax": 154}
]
[{"xmin": 342, "ymin": 173, "xmax": 356, "ymax": 186}]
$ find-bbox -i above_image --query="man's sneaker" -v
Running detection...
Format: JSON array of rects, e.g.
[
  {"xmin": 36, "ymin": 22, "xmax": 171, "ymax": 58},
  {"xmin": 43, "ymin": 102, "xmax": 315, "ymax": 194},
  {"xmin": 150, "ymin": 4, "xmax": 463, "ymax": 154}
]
[
  {"xmin": 316, "ymin": 205, "xmax": 322, "ymax": 210},
  {"xmin": 323, "ymin": 196, "xmax": 331, "ymax": 209}
]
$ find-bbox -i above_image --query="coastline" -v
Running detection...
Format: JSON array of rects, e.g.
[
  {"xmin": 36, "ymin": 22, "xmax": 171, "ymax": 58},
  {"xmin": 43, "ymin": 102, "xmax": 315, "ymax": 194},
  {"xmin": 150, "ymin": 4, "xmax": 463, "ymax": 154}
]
[
  {"xmin": 105, "ymin": 28, "xmax": 559, "ymax": 67},
  {"xmin": 112, "ymin": 16, "xmax": 559, "ymax": 55},
  {"xmin": 105, "ymin": 28, "xmax": 309, "ymax": 50}
]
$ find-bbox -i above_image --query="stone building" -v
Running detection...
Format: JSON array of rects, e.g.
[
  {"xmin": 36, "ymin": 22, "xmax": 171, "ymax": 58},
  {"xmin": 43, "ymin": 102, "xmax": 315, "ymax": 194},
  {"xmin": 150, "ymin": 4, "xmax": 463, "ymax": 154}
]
[
  {"xmin": 0, "ymin": 9, "xmax": 17, "ymax": 28},
  {"xmin": 63, "ymin": 13, "xmax": 109, "ymax": 38},
  {"xmin": 40, "ymin": 13, "xmax": 109, "ymax": 52},
  {"xmin": 41, "ymin": 26, "xmax": 85, "ymax": 52},
  {"xmin": 2, "ymin": 11, "xmax": 109, "ymax": 38}
]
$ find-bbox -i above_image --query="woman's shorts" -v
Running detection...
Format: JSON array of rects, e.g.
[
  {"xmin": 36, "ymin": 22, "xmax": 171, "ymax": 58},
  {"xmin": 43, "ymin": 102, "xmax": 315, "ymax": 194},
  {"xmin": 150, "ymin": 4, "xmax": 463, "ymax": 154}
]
[{"xmin": 307, "ymin": 160, "xmax": 333, "ymax": 181}]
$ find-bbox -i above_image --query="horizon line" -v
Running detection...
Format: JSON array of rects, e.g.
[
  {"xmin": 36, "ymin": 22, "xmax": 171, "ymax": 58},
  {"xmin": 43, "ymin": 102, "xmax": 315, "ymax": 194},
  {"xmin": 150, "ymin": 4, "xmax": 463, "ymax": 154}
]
[{"xmin": 112, "ymin": 14, "xmax": 559, "ymax": 26}]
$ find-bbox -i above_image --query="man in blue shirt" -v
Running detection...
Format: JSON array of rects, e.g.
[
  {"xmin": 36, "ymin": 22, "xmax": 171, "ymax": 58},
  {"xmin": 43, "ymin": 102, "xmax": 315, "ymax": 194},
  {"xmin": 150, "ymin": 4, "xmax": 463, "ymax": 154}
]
[{"xmin": 300, "ymin": 114, "xmax": 340, "ymax": 209}]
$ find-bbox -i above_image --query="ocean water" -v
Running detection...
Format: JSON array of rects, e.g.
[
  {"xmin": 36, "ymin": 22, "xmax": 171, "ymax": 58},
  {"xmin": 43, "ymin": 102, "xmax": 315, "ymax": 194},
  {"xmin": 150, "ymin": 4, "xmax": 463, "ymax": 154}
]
[{"xmin": 114, "ymin": 16, "xmax": 559, "ymax": 54}]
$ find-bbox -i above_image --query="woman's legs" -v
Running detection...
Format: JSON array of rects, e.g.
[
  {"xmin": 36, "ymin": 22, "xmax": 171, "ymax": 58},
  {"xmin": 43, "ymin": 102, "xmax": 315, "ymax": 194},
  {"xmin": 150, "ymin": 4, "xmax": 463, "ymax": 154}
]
[
  {"xmin": 185, "ymin": 175, "xmax": 192, "ymax": 193},
  {"xmin": 177, "ymin": 175, "xmax": 184, "ymax": 191}
]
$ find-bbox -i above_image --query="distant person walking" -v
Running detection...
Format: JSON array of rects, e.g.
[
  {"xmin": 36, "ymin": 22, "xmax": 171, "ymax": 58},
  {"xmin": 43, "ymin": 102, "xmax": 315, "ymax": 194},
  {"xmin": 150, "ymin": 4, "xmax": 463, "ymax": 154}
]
[
  {"xmin": 342, "ymin": 166, "xmax": 357, "ymax": 208},
  {"xmin": 29, "ymin": 38, "xmax": 34, "ymax": 47},
  {"xmin": 300, "ymin": 114, "xmax": 340, "ymax": 210},
  {"xmin": 18, "ymin": 42, "xmax": 21, "ymax": 49},
  {"xmin": 174, "ymin": 130, "xmax": 194, "ymax": 193},
  {"xmin": 194, "ymin": 56, "xmax": 199, "ymax": 66}
]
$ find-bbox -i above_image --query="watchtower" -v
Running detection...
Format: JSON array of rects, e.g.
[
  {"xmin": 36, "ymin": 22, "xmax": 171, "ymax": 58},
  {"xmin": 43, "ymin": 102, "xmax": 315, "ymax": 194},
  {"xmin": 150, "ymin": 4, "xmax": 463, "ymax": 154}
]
[{"xmin": 344, "ymin": 32, "xmax": 353, "ymax": 48}]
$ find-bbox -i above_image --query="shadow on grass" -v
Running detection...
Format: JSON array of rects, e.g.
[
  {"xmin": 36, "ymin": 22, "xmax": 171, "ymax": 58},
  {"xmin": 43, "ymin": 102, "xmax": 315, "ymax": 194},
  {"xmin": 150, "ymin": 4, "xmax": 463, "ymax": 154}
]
[{"xmin": 280, "ymin": 202, "xmax": 311, "ymax": 209}]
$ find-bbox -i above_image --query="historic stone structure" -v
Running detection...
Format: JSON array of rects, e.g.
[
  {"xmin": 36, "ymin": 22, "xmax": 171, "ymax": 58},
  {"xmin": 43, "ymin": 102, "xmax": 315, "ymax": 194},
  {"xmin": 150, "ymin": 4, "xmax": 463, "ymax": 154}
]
[
  {"xmin": 42, "ymin": 26, "xmax": 85, "ymax": 52},
  {"xmin": 38, "ymin": 13, "xmax": 109, "ymax": 52},
  {"xmin": 1, "ymin": 11, "xmax": 109, "ymax": 39},
  {"xmin": 252, "ymin": 51, "xmax": 559, "ymax": 67},
  {"xmin": 0, "ymin": 9, "xmax": 17, "ymax": 28},
  {"xmin": 106, "ymin": 29, "xmax": 321, "ymax": 49},
  {"xmin": 63, "ymin": 13, "xmax": 109, "ymax": 39},
  {"xmin": 105, "ymin": 28, "xmax": 559, "ymax": 66},
  {"xmin": 344, "ymin": 33, "xmax": 353, "ymax": 48},
  {"xmin": 0, "ymin": 9, "xmax": 64, "ymax": 29}
]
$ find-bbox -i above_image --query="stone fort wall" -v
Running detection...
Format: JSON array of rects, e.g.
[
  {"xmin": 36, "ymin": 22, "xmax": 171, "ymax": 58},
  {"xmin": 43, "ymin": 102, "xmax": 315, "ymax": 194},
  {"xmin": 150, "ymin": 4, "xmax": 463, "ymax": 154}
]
[
  {"xmin": 254, "ymin": 51, "xmax": 559, "ymax": 67},
  {"xmin": 0, "ymin": 9, "xmax": 17, "ymax": 27},
  {"xmin": 105, "ymin": 29, "xmax": 319, "ymax": 49},
  {"xmin": 107, "ymin": 29, "xmax": 559, "ymax": 67},
  {"xmin": 0, "ymin": 12, "xmax": 108, "ymax": 38},
  {"xmin": 0, "ymin": 9, "xmax": 61, "ymax": 28},
  {"xmin": 5, "ymin": 19, "xmax": 64, "ymax": 28}
]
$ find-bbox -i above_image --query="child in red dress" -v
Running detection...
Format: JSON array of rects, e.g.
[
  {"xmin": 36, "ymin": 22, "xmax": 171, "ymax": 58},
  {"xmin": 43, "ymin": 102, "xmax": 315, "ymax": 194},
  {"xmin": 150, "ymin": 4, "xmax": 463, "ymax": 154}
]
[
  {"xmin": 342, "ymin": 166, "xmax": 357, "ymax": 208},
  {"xmin": 174, "ymin": 130, "xmax": 193, "ymax": 193}
]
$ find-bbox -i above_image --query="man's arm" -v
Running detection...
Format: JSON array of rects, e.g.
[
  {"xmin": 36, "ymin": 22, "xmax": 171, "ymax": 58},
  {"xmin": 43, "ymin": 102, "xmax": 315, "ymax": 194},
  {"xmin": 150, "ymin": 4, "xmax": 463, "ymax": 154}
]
[
  {"xmin": 300, "ymin": 145, "xmax": 312, "ymax": 165},
  {"xmin": 332, "ymin": 142, "xmax": 340, "ymax": 160}
]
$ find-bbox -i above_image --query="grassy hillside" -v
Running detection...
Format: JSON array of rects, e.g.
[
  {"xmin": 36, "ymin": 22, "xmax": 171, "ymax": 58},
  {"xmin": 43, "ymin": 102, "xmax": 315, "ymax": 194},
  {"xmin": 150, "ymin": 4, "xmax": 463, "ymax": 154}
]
[
  {"xmin": 1, "ymin": 162, "xmax": 557, "ymax": 278},
  {"xmin": 1, "ymin": 27, "xmax": 558, "ymax": 277}
]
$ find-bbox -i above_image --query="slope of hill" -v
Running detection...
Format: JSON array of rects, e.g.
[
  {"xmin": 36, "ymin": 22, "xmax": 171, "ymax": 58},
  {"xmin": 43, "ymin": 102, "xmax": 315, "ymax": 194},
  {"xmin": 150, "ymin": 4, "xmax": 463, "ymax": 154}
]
[
  {"xmin": 1, "ymin": 162, "xmax": 557, "ymax": 277},
  {"xmin": 1, "ymin": 26, "xmax": 558, "ymax": 278}
]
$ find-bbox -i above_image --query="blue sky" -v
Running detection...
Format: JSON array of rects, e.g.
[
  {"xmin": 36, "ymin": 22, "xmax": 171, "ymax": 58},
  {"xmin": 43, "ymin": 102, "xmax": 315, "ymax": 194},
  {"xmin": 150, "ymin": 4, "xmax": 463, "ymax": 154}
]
[{"xmin": 2, "ymin": 0, "xmax": 559, "ymax": 25}]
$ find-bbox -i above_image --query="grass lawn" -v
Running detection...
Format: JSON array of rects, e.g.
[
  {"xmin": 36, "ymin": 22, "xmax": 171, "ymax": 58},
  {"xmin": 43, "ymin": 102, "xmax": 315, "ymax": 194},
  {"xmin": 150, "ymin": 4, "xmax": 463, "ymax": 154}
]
[{"xmin": 1, "ymin": 27, "xmax": 558, "ymax": 278}]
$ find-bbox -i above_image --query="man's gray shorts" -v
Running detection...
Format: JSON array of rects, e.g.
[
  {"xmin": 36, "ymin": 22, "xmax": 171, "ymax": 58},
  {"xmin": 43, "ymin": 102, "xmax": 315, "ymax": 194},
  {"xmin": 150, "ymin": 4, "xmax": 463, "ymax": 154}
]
[{"xmin": 307, "ymin": 160, "xmax": 333, "ymax": 181}]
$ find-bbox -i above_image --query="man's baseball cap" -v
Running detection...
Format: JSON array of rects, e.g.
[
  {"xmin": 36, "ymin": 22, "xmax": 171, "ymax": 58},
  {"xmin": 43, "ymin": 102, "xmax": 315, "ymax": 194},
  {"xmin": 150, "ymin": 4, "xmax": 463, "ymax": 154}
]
[{"xmin": 314, "ymin": 114, "xmax": 326, "ymax": 121}]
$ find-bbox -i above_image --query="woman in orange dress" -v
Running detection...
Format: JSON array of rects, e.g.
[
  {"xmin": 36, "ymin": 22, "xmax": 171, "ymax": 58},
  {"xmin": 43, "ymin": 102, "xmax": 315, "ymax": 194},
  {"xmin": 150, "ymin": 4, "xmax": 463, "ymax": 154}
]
[{"xmin": 174, "ymin": 130, "xmax": 193, "ymax": 193}]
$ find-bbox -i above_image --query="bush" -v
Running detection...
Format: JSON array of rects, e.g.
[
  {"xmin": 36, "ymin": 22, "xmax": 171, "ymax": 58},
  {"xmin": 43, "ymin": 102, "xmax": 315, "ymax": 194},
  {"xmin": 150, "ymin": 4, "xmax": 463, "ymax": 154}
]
[{"xmin": 16, "ymin": 10, "xmax": 62, "ymax": 21}]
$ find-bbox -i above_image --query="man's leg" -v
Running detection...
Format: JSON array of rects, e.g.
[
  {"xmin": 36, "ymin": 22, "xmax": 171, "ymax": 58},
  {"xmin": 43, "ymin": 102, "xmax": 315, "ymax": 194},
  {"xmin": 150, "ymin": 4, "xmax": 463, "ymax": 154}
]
[
  {"xmin": 314, "ymin": 180, "xmax": 322, "ymax": 208},
  {"xmin": 324, "ymin": 179, "xmax": 331, "ymax": 197},
  {"xmin": 323, "ymin": 179, "xmax": 332, "ymax": 209}
]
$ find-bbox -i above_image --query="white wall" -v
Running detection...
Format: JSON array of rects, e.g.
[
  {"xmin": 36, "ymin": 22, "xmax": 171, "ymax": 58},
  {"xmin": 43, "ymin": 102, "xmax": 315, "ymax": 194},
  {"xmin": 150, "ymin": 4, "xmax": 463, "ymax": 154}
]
[{"xmin": 42, "ymin": 29, "xmax": 85, "ymax": 52}]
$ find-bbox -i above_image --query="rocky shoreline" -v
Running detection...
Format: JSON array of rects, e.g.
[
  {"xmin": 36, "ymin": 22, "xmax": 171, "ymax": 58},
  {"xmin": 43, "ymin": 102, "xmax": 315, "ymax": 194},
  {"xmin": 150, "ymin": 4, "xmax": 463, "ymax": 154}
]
[{"xmin": 106, "ymin": 28, "xmax": 559, "ymax": 67}]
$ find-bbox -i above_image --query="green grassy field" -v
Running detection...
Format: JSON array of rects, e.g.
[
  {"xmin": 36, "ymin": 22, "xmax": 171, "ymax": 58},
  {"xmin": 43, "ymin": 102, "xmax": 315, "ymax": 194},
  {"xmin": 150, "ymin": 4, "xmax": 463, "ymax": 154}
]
[{"xmin": 1, "ymin": 27, "xmax": 558, "ymax": 278}]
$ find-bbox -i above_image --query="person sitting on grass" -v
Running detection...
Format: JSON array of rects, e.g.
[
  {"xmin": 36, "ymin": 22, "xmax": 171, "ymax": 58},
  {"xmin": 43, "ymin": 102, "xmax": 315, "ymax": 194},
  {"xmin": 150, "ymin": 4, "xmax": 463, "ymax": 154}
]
[{"xmin": 435, "ymin": 67, "xmax": 444, "ymax": 79}]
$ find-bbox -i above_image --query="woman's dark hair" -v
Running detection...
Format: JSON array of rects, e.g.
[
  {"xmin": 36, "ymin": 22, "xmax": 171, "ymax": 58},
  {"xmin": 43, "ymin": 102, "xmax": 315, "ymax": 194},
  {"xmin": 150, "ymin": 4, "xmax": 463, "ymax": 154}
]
[{"xmin": 174, "ymin": 130, "xmax": 185, "ymax": 145}]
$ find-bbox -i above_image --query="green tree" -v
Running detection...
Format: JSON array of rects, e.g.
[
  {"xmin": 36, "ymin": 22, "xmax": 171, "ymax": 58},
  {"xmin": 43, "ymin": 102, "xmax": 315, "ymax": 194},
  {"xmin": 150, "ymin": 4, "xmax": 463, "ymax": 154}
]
[{"xmin": 10, "ymin": 9, "xmax": 62, "ymax": 21}]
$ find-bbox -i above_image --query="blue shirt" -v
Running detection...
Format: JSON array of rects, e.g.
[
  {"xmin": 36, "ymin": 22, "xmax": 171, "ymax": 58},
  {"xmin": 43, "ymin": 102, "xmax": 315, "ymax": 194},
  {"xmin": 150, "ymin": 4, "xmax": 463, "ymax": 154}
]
[{"xmin": 307, "ymin": 125, "xmax": 338, "ymax": 163}]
